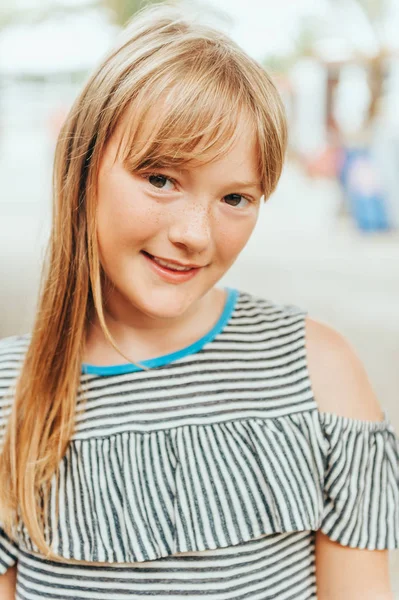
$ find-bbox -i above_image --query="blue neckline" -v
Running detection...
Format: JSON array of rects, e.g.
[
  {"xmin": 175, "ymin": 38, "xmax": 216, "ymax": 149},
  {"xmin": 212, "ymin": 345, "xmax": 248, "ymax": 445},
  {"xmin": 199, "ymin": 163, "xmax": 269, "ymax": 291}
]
[{"xmin": 81, "ymin": 287, "xmax": 238, "ymax": 376}]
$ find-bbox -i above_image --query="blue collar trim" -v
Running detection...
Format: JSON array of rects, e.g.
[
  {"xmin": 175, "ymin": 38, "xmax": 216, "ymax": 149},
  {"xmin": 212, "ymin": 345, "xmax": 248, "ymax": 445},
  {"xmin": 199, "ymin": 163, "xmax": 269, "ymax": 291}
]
[{"xmin": 81, "ymin": 287, "xmax": 239, "ymax": 376}]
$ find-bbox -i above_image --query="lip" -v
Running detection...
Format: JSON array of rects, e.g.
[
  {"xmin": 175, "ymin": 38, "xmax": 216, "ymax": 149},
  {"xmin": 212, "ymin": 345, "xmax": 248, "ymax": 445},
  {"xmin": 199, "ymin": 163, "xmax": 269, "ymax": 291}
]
[
  {"xmin": 141, "ymin": 251, "xmax": 202, "ymax": 284},
  {"xmin": 142, "ymin": 252, "xmax": 202, "ymax": 269}
]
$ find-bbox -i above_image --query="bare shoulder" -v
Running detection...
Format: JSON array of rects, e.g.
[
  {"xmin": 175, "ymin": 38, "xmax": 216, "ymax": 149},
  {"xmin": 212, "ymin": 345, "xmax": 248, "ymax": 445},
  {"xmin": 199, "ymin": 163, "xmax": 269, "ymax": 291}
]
[{"xmin": 304, "ymin": 316, "xmax": 385, "ymax": 421}]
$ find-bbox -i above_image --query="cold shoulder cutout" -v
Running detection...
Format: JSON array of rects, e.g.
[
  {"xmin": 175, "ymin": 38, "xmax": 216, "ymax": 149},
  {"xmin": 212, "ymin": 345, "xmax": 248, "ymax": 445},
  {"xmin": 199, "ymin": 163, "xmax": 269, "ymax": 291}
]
[
  {"xmin": 0, "ymin": 292, "xmax": 398, "ymax": 599},
  {"xmin": 304, "ymin": 315, "xmax": 386, "ymax": 422}
]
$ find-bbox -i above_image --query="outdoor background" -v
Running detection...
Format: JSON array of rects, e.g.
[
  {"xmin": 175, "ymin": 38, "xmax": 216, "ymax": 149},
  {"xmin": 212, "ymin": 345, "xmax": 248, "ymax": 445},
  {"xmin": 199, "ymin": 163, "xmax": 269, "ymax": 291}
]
[{"xmin": 0, "ymin": 0, "xmax": 398, "ymax": 592}]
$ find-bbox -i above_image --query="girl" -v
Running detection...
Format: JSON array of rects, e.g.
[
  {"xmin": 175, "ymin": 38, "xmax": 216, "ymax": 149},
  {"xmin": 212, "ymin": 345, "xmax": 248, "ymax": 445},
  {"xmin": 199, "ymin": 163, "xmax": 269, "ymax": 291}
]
[{"xmin": 0, "ymin": 3, "xmax": 398, "ymax": 599}]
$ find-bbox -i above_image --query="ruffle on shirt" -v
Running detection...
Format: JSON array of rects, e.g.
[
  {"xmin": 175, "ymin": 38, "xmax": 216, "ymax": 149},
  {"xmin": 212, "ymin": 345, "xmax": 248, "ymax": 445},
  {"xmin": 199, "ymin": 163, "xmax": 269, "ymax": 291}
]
[
  {"xmin": 17, "ymin": 414, "xmax": 324, "ymax": 563},
  {"xmin": 14, "ymin": 411, "xmax": 399, "ymax": 564}
]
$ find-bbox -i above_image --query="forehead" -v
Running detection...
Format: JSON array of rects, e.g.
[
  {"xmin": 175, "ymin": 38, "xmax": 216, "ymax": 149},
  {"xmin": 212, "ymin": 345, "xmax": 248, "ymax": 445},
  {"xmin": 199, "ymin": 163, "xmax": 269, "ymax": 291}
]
[
  {"xmin": 106, "ymin": 107, "xmax": 260, "ymax": 177},
  {"xmin": 184, "ymin": 125, "xmax": 260, "ymax": 182}
]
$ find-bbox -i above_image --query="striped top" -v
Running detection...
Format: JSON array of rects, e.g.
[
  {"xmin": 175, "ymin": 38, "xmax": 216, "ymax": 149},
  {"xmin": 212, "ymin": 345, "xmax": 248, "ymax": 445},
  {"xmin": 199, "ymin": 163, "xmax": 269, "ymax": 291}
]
[{"xmin": 1, "ymin": 287, "xmax": 398, "ymax": 600}]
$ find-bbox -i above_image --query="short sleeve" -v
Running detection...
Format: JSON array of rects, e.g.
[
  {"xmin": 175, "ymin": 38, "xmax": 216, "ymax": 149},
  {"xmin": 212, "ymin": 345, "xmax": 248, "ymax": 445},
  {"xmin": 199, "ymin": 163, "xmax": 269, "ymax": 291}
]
[
  {"xmin": 319, "ymin": 411, "xmax": 399, "ymax": 550},
  {"xmin": 0, "ymin": 526, "xmax": 18, "ymax": 575}
]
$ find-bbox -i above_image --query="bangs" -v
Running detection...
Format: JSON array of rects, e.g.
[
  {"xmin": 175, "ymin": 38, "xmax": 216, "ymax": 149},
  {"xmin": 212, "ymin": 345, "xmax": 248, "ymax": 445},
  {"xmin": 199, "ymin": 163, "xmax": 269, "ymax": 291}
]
[
  {"xmin": 115, "ymin": 51, "xmax": 260, "ymax": 180},
  {"xmin": 101, "ymin": 33, "xmax": 287, "ymax": 198}
]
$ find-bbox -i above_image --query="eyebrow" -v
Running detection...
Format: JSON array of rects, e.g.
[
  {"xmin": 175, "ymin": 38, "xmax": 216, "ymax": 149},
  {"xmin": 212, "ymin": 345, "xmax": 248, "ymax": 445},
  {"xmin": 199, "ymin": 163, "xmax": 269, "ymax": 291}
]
[{"xmin": 227, "ymin": 180, "xmax": 262, "ymax": 191}]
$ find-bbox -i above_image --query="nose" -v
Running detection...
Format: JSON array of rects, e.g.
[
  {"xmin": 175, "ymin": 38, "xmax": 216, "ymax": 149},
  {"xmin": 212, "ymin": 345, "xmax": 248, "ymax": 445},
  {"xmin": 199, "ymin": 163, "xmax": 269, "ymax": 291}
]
[{"xmin": 167, "ymin": 202, "xmax": 212, "ymax": 254}]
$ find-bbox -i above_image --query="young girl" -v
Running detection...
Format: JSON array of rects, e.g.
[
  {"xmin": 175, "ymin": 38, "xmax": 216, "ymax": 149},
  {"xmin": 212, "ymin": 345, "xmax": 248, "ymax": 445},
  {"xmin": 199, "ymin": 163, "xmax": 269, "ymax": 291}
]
[{"xmin": 0, "ymin": 4, "xmax": 398, "ymax": 599}]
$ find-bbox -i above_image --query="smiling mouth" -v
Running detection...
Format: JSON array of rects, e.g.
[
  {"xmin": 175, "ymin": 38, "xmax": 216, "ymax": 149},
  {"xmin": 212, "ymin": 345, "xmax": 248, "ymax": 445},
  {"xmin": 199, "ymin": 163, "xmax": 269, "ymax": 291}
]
[{"xmin": 141, "ymin": 251, "xmax": 201, "ymax": 272}]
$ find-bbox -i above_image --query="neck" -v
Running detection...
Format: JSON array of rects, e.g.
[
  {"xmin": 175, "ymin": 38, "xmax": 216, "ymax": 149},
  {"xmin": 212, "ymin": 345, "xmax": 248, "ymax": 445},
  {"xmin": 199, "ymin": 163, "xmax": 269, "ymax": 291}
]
[{"xmin": 84, "ymin": 287, "xmax": 226, "ymax": 366}]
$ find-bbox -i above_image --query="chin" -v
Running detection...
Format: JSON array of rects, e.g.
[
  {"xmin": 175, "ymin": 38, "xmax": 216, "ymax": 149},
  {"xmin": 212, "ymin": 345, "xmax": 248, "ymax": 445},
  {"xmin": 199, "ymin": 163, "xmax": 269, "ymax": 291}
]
[{"xmin": 132, "ymin": 289, "xmax": 199, "ymax": 320}]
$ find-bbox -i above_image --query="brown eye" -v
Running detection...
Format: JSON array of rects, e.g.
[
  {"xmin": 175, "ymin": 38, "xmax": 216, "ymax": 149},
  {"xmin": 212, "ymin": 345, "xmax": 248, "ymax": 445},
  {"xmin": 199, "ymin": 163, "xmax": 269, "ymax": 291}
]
[
  {"xmin": 223, "ymin": 194, "xmax": 249, "ymax": 208},
  {"xmin": 147, "ymin": 174, "xmax": 175, "ymax": 190}
]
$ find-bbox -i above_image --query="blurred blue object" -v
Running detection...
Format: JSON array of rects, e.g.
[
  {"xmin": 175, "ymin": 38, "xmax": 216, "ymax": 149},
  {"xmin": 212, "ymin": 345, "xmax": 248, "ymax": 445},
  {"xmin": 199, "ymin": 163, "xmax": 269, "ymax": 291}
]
[{"xmin": 339, "ymin": 146, "xmax": 392, "ymax": 232}]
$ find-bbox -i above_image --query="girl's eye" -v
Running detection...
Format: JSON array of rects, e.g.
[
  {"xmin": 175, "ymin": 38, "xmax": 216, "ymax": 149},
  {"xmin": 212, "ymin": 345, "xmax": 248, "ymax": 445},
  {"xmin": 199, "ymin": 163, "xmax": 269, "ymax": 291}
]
[
  {"xmin": 223, "ymin": 194, "xmax": 250, "ymax": 209},
  {"xmin": 146, "ymin": 174, "xmax": 175, "ymax": 191}
]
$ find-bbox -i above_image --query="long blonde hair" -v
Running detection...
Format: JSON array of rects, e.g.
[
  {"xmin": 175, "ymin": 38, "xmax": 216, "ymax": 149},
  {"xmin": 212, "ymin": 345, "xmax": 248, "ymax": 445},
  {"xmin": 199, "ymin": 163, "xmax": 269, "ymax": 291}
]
[{"xmin": 0, "ymin": 2, "xmax": 287, "ymax": 559}]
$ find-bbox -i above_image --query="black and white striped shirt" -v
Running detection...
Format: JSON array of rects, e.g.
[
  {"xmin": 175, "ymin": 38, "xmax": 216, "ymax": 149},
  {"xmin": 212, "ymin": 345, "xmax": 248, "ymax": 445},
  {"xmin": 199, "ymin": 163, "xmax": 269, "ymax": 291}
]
[{"xmin": 1, "ymin": 288, "xmax": 398, "ymax": 599}]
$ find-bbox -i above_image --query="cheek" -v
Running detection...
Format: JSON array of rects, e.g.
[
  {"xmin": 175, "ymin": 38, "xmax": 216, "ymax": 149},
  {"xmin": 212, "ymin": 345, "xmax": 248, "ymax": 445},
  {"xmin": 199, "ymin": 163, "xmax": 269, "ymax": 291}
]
[
  {"xmin": 96, "ymin": 172, "xmax": 161, "ymax": 253},
  {"xmin": 215, "ymin": 212, "xmax": 258, "ymax": 262}
]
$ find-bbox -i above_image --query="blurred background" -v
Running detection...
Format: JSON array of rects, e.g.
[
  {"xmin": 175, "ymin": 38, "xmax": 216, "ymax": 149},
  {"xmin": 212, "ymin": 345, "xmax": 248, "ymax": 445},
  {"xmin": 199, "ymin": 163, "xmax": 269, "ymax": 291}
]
[{"xmin": 0, "ymin": 0, "xmax": 398, "ymax": 589}]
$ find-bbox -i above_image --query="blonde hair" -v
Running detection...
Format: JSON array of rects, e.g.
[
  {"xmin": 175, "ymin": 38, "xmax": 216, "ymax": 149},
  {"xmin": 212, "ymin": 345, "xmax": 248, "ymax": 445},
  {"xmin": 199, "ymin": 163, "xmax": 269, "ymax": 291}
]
[{"xmin": 0, "ymin": 2, "xmax": 287, "ymax": 559}]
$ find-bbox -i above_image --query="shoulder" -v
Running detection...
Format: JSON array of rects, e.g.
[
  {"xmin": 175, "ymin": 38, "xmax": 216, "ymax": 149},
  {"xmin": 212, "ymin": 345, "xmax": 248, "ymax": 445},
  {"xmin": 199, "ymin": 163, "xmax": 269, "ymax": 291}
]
[
  {"xmin": 304, "ymin": 316, "xmax": 385, "ymax": 421},
  {"xmin": 0, "ymin": 334, "xmax": 30, "ymax": 447},
  {"xmin": 0, "ymin": 334, "xmax": 30, "ymax": 371},
  {"xmin": 235, "ymin": 289, "xmax": 307, "ymax": 321},
  {"xmin": 0, "ymin": 333, "xmax": 30, "ymax": 405}
]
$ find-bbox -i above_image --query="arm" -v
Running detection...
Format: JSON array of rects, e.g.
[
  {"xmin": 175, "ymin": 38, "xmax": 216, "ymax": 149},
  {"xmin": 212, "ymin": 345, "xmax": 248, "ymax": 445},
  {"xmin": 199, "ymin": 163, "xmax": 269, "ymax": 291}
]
[
  {"xmin": 0, "ymin": 564, "xmax": 17, "ymax": 599},
  {"xmin": 315, "ymin": 531, "xmax": 393, "ymax": 600},
  {"xmin": 305, "ymin": 316, "xmax": 394, "ymax": 599}
]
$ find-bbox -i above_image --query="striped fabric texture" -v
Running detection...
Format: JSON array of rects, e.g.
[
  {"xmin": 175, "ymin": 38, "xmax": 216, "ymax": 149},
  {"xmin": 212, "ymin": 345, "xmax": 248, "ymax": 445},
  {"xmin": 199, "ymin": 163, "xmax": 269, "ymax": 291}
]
[{"xmin": 1, "ymin": 288, "xmax": 398, "ymax": 599}]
